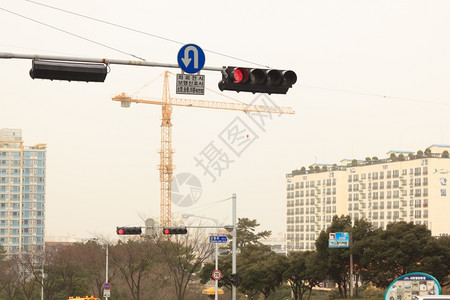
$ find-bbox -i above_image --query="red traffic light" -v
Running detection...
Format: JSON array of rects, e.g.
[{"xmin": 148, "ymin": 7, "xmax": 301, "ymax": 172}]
[
  {"xmin": 230, "ymin": 67, "xmax": 249, "ymax": 83},
  {"xmin": 219, "ymin": 67, "xmax": 297, "ymax": 94},
  {"xmin": 162, "ymin": 227, "xmax": 188, "ymax": 235},
  {"xmin": 116, "ymin": 227, "xmax": 142, "ymax": 235}
]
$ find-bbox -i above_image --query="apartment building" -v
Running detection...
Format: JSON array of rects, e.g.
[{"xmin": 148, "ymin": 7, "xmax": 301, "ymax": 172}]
[
  {"xmin": 286, "ymin": 145, "xmax": 450, "ymax": 252},
  {"xmin": 0, "ymin": 129, "xmax": 46, "ymax": 254}
]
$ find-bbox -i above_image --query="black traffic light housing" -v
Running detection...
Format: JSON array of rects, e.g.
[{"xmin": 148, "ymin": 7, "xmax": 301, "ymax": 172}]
[
  {"xmin": 162, "ymin": 227, "xmax": 188, "ymax": 235},
  {"xmin": 230, "ymin": 273, "xmax": 239, "ymax": 287},
  {"xmin": 116, "ymin": 227, "xmax": 142, "ymax": 235},
  {"xmin": 30, "ymin": 60, "xmax": 108, "ymax": 82},
  {"xmin": 218, "ymin": 67, "xmax": 297, "ymax": 95}
]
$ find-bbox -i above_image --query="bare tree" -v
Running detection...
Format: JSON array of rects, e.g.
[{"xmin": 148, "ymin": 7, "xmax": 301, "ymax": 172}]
[
  {"xmin": 0, "ymin": 257, "xmax": 21, "ymax": 299},
  {"xmin": 155, "ymin": 232, "xmax": 215, "ymax": 300},
  {"xmin": 110, "ymin": 238, "xmax": 156, "ymax": 300},
  {"xmin": 14, "ymin": 254, "xmax": 39, "ymax": 300}
]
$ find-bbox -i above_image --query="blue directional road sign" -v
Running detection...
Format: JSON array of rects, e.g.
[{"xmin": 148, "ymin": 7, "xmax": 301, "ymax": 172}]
[
  {"xmin": 209, "ymin": 235, "xmax": 228, "ymax": 243},
  {"xmin": 177, "ymin": 44, "xmax": 206, "ymax": 74},
  {"xmin": 328, "ymin": 232, "xmax": 349, "ymax": 248}
]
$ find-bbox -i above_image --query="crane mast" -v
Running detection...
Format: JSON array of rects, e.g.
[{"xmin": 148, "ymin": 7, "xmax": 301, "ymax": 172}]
[
  {"xmin": 113, "ymin": 71, "xmax": 295, "ymax": 227},
  {"xmin": 159, "ymin": 71, "xmax": 173, "ymax": 227}
]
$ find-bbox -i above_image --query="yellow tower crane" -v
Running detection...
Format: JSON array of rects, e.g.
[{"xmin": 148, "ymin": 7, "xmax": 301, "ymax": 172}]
[{"xmin": 112, "ymin": 71, "xmax": 295, "ymax": 227}]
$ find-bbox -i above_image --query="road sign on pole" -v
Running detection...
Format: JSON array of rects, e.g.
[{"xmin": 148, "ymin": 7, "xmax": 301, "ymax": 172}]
[
  {"xmin": 103, "ymin": 282, "xmax": 111, "ymax": 290},
  {"xmin": 212, "ymin": 269, "xmax": 222, "ymax": 280},
  {"xmin": 177, "ymin": 44, "xmax": 205, "ymax": 74},
  {"xmin": 176, "ymin": 73, "xmax": 205, "ymax": 95},
  {"xmin": 209, "ymin": 235, "xmax": 228, "ymax": 243}
]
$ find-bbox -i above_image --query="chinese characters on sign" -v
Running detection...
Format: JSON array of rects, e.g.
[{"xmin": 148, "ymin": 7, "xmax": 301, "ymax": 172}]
[
  {"xmin": 193, "ymin": 94, "xmax": 283, "ymax": 182},
  {"xmin": 176, "ymin": 73, "xmax": 205, "ymax": 95}
]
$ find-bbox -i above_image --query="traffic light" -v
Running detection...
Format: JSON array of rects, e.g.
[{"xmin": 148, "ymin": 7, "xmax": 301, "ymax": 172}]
[
  {"xmin": 230, "ymin": 272, "xmax": 239, "ymax": 287},
  {"xmin": 29, "ymin": 60, "xmax": 108, "ymax": 82},
  {"xmin": 116, "ymin": 227, "xmax": 142, "ymax": 235},
  {"xmin": 218, "ymin": 67, "xmax": 297, "ymax": 95},
  {"xmin": 162, "ymin": 227, "xmax": 188, "ymax": 235}
]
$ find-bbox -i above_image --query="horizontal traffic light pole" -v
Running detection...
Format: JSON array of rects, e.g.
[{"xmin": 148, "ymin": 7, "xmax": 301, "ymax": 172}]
[
  {"xmin": 0, "ymin": 52, "xmax": 223, "ymax": 71},
  {"xmin": 116, "ymin": 225, "xmax": 231, "ymax": 235}
]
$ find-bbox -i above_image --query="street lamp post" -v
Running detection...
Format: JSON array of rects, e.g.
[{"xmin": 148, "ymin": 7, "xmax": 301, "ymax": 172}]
[{"xmin": 182, "ymin": 213, "xmax": 220, "ymax": 300}]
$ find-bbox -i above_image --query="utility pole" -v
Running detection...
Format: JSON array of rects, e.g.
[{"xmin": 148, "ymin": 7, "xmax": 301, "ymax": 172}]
[{"xmin": 232, "ymin": 193, "xmax": 237, "ymax": 300}]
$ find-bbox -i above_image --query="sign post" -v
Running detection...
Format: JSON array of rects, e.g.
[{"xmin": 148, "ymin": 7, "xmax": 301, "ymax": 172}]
[
  {"xmin": 177, "ymin": 44, "xmax": 206, "ymax": 74},
  {"xmin": 329, "ymin": 232, "xmax": 352, "ymax": 296},
  {"xmin": 209, "ymin": 234, "xmax": 228, "ymax": 243},
  {"xmin": 176, "ymin": 73, "xmax": 205, "ymax": 95},
  {"xmin": 103, "ymin": 282, "xmax": 111, "ymax": 299},
  {"xmin": 212, "ymin": 269, "xmax": 222, "ymax": 280}
]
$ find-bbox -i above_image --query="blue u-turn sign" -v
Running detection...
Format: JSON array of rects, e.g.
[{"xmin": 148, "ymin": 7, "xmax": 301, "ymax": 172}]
[{"xmin": 177, "ymin": 44, "xmax": 205, "ymax": 74}]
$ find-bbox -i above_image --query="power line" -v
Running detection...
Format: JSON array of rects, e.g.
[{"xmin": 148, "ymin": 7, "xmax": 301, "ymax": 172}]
[
  {"xmin": 302, "ymin": 84, "xmax": 450, "ymax": 106},
  {"xmin": 0, "ymin": 7, "xmax": 146, "ymax": 61},
  {"xmin": 25, "ymin": 0, "xmax": 270, "ymax": 68}
]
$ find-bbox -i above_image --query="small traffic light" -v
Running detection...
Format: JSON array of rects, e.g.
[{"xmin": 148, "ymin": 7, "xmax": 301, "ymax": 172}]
[
  {"xmin": 162, "ymin": 227, "xmax": 188, "ymax": 235},
  {"xmin": 218, "ymin": 67, "xmax": 297, "ymax": 95},
  {"xmin": 29, "ymin": 60, "xmax": 108, "ymax": 82},
  {"xmin": 230, "ymin": 272, "xmax": 239, "ymax": 287},
  {"xmin": 116, "ymin": 227, "xmax": 142, "ymax": 235}
]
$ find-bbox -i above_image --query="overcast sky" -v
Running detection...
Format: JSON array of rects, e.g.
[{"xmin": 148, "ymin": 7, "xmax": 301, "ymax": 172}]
[{"xmin": 1, "ymin": 0, "xmax": 450, "ymax": 240}]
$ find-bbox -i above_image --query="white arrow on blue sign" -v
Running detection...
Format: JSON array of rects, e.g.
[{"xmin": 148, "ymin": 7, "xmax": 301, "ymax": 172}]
[
  {"xmin": 209, "ymin": 235, "xmax": 228, "ymax": 243},
  {"xmin": 177, "ymin": 44, "xmax": 205, "ymax": 74}
]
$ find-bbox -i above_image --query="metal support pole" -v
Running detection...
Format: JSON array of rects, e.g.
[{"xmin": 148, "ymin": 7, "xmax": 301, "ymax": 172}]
[
  {"xmin": 232, "ymin": 193, "xmax": 237, "ymax": 300},
  {"xmin": 215, "ymin": 242, "xmax": 218, "ymax": 300},
  {"xmin": 105, "ymin": 244, "xmax": 109, "ymax": 300},
  {"xmin": 41, "ymin": 267, "xmax": 44, "ymax": 300},
  {"xmin": 349, "ymin": 232, "xmax": 353, "ymax": 298},
  {"xmin": 0, "ymin": 52, "xmax": 222, "ymax": 71}
]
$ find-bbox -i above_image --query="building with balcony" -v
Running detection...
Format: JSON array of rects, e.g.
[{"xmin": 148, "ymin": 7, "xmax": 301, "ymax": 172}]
[
  {"xmin": 286, "ymin": 145, "xmax": 450, "ymax": 252},
  {"xmin": 0, "ymin": 129, "xmax": 46, "ymax": 254}
]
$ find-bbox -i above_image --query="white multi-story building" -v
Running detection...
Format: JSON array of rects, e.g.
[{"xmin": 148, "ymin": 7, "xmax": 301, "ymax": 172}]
[
  {"xmin": 286, "ymin": 145, "xmax": 450, "ymax": 253},
  {"xmin": 0, "ymin": 129, "xmax": 46, "ymax": 254}
]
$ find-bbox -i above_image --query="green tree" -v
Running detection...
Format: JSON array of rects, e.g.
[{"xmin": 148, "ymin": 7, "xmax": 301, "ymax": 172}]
[
  {"xmin": 232, "ymin": 218, "xmax": 271, "ymax": 248},
  {"xmin": 349, "ymin": 218, "xmax": 375, "ymax": 297},
  {"xmin": 316, "ymin": 215, "xmax": 352, "ymax": 298},
  {"xmin": 361, "ymin": 222, "xmax": 433, "ymax": 288},
  {"xmin": 417, "ymin": 150, "xmax": 424, "ymax": 158},
  {"xmin": 420, "ymin": 235, "xmax": 450, "ymax": 287},
  {"xmin": 283, "ymin": 251, "xmax": 326, "ymax": 300},
  {"xmin": 237, "ymin": 244, "xmax": 283, "ymax": 300}
]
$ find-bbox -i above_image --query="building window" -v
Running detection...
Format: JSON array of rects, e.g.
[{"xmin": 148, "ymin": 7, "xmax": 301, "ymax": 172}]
[{"xmin": 415, "ymin": 168, "xmax": 421, "ymax": 176}]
